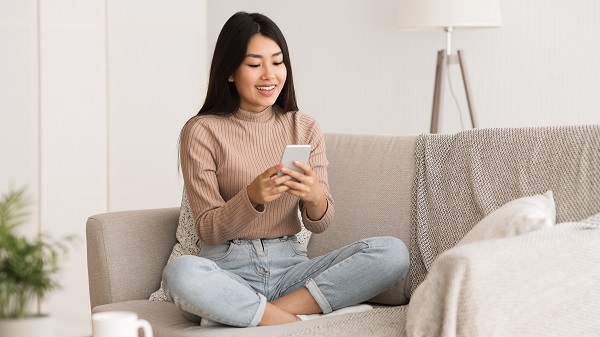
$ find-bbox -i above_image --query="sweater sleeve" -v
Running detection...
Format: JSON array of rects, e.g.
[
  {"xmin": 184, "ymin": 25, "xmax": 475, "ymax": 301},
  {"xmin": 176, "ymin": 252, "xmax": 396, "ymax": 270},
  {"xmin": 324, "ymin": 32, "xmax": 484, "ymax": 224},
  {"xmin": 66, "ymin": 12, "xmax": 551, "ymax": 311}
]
[
  {"xmin": 179, "ymin": 118, "xmax": 262, "ymax": 245},
  {"xmin": 299, "ymin": 118, "xmax": 334, "ymax": 233}
]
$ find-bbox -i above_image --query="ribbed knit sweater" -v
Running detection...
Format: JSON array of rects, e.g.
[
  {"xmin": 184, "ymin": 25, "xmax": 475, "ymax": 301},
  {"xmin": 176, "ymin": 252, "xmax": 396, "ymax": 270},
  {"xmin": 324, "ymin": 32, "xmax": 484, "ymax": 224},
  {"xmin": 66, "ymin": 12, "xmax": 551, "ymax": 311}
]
[{"xmin": 179, "ymin": 105, "xmax": 334, "ymax": 245}]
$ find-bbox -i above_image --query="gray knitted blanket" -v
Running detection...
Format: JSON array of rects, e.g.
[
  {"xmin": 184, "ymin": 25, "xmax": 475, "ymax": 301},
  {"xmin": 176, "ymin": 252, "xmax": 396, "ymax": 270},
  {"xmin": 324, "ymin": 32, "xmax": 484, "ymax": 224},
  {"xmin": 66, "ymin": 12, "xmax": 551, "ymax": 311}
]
[{"xmin": 409, "ymin": 125, "xmax": 600, "ymax": 293}]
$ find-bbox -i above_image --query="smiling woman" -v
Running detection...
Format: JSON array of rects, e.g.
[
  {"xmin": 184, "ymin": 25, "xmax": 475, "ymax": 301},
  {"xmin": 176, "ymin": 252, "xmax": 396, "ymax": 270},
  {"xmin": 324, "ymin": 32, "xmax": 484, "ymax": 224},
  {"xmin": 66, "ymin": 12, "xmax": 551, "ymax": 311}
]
[
  {"xmin": 198, "ymin": 12, "xmax": 297, "ymax": 115},
  {"xmin": 229, "ymin": 34, "xmax": 287, "ymax": 112},
  {"xmin": 161, "ymin": 11, "xmax": 410, "ymax": 329}
]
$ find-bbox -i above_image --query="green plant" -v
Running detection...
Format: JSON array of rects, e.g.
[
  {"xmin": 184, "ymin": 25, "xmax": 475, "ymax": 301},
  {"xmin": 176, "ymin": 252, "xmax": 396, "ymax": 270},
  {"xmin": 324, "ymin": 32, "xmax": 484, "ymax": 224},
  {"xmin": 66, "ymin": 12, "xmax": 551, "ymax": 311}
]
[{"xmin": 0, "ymin": 187, "xmax": 74, "ymax": 319}]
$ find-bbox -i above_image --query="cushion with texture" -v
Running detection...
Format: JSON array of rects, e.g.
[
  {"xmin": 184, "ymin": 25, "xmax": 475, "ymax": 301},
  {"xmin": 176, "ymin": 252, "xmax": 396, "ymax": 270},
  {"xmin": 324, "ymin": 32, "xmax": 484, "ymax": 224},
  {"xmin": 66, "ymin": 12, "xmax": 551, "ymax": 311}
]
[{"xmin": 149, "ymin": 191, "xmax": 197, "ymax": 301}]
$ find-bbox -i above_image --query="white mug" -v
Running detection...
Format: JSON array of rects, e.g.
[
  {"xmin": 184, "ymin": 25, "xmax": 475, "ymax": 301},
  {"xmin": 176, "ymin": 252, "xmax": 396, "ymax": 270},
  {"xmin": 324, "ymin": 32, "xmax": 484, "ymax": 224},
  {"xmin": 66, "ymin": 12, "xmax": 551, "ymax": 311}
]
[{"xmin": 92, "ymin": 311, "xmax": 153, "ymax": 337}]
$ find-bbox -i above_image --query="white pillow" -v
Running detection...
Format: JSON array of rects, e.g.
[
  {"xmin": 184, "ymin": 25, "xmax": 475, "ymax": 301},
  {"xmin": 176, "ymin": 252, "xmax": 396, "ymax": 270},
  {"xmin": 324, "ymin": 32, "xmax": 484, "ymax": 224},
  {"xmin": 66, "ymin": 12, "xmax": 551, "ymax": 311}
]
[
  {"xmin": 457, "ymin": 190, "xmax": 556, "ymax": 246},
  {"xmin": 149, "ymin": 190, "xmax": 312, "ymax": 302}
]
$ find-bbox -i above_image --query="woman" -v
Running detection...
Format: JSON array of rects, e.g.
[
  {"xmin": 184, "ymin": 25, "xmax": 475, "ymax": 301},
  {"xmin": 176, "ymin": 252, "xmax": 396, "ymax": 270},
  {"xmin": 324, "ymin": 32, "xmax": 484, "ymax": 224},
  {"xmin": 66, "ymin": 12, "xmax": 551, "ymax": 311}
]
[{"xmin": 163, "ymin": 11, "xmax": 409, "ymax": 327}]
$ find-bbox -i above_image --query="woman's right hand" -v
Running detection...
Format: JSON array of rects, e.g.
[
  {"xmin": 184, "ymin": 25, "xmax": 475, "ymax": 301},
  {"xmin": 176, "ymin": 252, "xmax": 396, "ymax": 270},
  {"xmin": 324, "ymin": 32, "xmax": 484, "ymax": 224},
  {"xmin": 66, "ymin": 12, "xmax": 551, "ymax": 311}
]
[{"xmin": 247, "ymin": 163, "xmax": 292, "ymax": 209}]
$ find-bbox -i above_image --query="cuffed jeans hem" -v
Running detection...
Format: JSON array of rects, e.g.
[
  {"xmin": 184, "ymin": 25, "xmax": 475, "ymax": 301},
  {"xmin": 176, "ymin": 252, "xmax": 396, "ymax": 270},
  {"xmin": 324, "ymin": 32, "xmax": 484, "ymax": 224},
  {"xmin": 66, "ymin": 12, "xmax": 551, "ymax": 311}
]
[
  {"xmin": 248, "ymin": 293, "xmax": 268, "ymax": 327},
  {"xmin": 305, "ymin": 279, "xmax": 333, "ymax": 314}
]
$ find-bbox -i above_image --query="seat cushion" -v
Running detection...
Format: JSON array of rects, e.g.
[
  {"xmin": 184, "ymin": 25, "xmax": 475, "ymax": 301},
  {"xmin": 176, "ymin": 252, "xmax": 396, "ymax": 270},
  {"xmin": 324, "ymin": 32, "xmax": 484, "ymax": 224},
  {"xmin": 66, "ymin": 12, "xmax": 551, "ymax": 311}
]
[{"xmin": 92, "ymin": 300, "xmax": 405, "ymax": 337}]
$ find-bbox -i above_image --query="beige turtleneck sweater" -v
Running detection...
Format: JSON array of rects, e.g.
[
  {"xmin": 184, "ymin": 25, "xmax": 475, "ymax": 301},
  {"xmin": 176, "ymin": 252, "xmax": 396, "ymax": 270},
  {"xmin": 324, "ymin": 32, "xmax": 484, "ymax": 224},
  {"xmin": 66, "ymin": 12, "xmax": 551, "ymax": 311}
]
[{"xmin": 179, "ymin": 105, "xmax": 334, "ymax": 245}]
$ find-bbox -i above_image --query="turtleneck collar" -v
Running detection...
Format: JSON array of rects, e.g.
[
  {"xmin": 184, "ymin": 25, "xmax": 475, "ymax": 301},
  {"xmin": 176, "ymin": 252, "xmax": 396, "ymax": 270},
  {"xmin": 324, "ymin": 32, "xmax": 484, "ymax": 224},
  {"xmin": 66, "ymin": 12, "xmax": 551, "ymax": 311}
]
[{"xmin": 234, "ymin": 105, "xmax": 275, "ymax": 123}]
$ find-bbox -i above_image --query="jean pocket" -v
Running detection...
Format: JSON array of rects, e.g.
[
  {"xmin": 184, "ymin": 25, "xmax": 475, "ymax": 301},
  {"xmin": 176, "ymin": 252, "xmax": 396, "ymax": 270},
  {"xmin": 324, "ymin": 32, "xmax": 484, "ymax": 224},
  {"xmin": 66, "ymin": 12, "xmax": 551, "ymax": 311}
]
[
  {"xmin": 199, "ymin": 242, "xmax": 235, "ymax": 261},
  {"xmin": 289, "ymin": 238, "xmax": 308, "ymax": 256}
]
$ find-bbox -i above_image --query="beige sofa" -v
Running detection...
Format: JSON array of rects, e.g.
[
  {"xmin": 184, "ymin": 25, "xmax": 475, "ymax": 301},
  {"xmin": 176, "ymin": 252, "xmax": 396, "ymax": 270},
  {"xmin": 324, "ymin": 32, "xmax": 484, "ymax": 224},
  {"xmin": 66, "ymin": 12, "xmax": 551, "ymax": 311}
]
[{"xmin": 87, "ymin": 127, "xmax": 600, "ymax": 337}]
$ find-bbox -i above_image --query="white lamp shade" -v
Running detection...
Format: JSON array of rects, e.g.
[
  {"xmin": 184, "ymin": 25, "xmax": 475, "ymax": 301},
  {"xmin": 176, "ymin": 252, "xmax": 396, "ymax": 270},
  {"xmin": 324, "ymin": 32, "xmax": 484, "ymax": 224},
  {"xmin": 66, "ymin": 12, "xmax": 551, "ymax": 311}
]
[{"xmin": 397, "ymin": 0, "xmax": 502, "ymax": 30}]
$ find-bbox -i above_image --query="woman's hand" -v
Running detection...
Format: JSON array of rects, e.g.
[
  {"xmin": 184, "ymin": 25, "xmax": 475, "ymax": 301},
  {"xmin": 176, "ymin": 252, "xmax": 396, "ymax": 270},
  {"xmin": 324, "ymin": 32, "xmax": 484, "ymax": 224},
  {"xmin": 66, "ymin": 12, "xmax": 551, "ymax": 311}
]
[
  {"xmin": 247, "ymin": 163, "xmax": 293, "ymax": 209},
  {"xmin": 280, "ymin": 161, "xmax": 327, "ymax": 220}
]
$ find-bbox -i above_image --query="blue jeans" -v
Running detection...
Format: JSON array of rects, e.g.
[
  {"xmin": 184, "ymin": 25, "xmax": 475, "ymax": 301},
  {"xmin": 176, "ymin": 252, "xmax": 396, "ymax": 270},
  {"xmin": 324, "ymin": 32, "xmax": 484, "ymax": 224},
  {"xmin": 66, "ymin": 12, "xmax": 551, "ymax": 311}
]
[{"xmin": 162, "ymin": 235, "xmax": 409, "ymax": 327}]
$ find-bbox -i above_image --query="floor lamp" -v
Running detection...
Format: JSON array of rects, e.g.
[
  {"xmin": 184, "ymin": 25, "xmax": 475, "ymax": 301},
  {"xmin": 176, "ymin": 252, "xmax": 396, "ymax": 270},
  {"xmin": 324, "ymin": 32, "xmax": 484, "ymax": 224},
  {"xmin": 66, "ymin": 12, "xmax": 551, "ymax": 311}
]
[{"xmin": 396, "ymin": 0, "xmax": 502, "ymax": 134}]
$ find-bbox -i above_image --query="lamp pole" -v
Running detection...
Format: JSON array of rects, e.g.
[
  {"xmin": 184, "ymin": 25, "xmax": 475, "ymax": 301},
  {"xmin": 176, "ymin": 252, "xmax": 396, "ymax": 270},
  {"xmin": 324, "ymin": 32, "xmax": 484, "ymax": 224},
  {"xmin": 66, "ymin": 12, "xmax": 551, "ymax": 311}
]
[
  {"xmin": 446, "ymin": 26, "xmax": 453, "ymax": 55},
  {"xmin": 430, "ymin": 26, "xmax": 478, "ymax": 133},
  {"xmin": 396, "ymin": 0, "xmax": 502, "ymax": 133}
]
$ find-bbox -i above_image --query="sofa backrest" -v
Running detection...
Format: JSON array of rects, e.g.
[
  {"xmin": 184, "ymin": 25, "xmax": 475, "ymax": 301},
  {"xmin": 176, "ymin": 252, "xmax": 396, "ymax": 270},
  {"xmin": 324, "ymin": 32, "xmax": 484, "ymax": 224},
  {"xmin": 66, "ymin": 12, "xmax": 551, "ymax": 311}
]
[
  {"xmin": 86, "ymin": 133, "xmax": 418, "ymax": 309},
  {"xmin": 308, "ymin": 133, "xmax": 417, "ymax": 304}
]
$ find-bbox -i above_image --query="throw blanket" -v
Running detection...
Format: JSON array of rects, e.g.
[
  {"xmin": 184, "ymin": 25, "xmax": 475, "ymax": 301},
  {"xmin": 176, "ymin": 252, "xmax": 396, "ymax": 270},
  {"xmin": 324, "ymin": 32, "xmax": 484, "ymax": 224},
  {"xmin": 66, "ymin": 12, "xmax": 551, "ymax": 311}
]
[
  {"xmin": 406, "ymin": 215, "xmax": 600, "ymax": 337},
  {"xmin": 409, "ymin": 125, "xmax": 600, "ymax": 294}
]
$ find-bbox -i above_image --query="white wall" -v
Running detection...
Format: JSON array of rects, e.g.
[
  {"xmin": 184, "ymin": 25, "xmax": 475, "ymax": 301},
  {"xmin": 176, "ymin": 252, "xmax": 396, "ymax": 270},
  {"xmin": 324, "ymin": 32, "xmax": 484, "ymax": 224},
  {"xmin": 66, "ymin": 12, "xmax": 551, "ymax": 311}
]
[
  {"xmin": 39, "ymin": 1, "xmax": 107, "ymax": 335},
  {"xmin": 207, "ymin": 0, "xmax": 600, "ymax": 135},
  {"xmin": 2, "ymin": 0, "xmax": 599, "ymax": 336},
  {"xmin": 1, "ymin": 1, "xmax": 207, "ymax": 336},
  {"xmin": 107, "ymin": 1, "xmax": 206, "ymax": 211},
  {"xmin": 0, "ymin": 0, "xmax": 39, "ymax": 237}
]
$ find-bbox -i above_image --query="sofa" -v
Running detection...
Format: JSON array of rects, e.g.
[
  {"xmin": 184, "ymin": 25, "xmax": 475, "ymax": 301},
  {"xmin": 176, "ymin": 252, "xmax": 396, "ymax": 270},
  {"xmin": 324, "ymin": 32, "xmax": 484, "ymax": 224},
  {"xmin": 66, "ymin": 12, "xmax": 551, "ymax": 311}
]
[{"xmin": 87, "ymin": 126, "xmax": 600, "ymax": 337}]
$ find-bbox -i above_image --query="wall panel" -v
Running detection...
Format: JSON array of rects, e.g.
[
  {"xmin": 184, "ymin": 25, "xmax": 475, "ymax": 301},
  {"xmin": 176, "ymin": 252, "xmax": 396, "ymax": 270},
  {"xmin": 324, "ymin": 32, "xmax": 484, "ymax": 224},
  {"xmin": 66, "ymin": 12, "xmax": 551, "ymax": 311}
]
[
  {"xmin": 0, "ymin": 0, "xmax": 40, "ymax": 236},
  {"xmin": 39, "ymin": 0, "xmax": 107, "ymax": 335},
  {"xmin": 107, "ymin": 0, "xmax": 207, "ymax": 212}
]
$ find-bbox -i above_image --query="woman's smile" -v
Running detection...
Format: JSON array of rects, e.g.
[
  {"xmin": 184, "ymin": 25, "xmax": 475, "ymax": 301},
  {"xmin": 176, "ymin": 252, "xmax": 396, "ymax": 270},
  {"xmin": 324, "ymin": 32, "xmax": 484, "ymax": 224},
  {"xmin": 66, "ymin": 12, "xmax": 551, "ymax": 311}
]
[{"xmin": 257, "ymin": 85, "xmax": 277, "ymax": 96}]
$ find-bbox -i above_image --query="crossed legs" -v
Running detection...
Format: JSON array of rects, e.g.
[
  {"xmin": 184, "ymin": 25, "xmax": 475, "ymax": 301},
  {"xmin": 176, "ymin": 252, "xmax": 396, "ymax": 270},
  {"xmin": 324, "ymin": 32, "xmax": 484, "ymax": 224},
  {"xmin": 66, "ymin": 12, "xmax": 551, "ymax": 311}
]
[
  {"xmin": 163, "ymin": 236, "xmax": 409, "ymax": 327},
  {"xmin": 261, "ymin": 236, "xmax": 409, "ymax": 325},
  {"xmin": 260, "ymin": 287, "xmax": 320, "ymax": 325}
]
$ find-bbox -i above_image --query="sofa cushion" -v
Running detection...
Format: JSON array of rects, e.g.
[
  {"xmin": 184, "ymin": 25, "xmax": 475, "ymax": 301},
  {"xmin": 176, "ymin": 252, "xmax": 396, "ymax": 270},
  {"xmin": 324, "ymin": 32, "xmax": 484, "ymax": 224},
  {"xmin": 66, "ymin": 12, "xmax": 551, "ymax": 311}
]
[
  {"xmin": 457, "ymin": 190, "xmax": 556, "ymax": 246},
  {"xmin": 308, "ymin": 133, "xmax": 417, "ymax": 306},
  {"xmin": 93, "ymin": 300, "xmax": 405, "ymax": 337}
]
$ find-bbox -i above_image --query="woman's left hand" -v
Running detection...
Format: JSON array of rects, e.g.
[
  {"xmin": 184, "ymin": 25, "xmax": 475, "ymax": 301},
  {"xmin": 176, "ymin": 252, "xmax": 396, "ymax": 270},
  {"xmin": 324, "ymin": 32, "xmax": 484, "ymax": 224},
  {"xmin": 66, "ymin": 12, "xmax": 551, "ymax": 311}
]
[{"xmin": 280, "ymin": 161, "xmax": 327, "ymax": 220}]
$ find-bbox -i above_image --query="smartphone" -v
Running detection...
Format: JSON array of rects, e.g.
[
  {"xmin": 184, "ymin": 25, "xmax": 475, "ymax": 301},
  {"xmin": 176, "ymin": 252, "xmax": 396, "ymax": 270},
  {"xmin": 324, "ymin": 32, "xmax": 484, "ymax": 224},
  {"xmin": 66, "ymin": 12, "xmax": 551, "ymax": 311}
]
[{"xmin": 278, "ymin": 144, "xmax": 311, "ymax": 181}]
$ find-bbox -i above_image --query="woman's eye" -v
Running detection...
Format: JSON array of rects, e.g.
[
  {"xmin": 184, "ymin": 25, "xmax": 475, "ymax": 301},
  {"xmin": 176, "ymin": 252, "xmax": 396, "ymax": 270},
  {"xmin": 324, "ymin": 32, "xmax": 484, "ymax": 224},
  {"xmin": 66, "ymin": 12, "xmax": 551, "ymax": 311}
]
[
  {"xmin": 274, "ymin": 61, "xmax": 284, "ymax": 66},
  {"xmin": 248, "ymin": 64, "xmax": 260, "ymax": 68}
]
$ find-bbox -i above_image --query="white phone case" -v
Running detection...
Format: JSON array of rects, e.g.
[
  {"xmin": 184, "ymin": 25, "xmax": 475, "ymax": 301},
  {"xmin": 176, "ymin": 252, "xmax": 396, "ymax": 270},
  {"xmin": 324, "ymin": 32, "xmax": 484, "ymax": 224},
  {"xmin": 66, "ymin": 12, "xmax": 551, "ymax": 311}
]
[{"xmin": 278, "ymin": 144, "xmax": 311, "ymax": 181}]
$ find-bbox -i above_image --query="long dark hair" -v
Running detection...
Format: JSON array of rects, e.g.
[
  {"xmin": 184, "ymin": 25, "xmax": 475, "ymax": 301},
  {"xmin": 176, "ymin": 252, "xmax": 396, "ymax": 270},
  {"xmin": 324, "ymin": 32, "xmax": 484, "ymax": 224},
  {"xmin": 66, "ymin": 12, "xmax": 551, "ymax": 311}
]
[{"xmin": 198, "ymin": 12, "xmax": 298, "ymax": 115}]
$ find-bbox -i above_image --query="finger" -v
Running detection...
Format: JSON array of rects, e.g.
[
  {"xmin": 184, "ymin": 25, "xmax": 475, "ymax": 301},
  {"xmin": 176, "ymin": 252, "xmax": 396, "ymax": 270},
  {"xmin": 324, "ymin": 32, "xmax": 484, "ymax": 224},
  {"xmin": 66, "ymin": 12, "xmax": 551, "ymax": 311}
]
[
  {"xmin": 265, "ymin": 163, "xmax": 285, "ymax": 178},
  {"xmin": 285, "ymin": 187, "xmax": 308, "ymax": 200},
  {"xmin": 280, "ymin": 167, "xmax": 306, "ymax": 183},
  {"xmin": 292, "ymin": 161, "xmax": 313, "ymax": 175},
  {"xmin": 272, "ymin": 174, "xmax": 293, "ymax": 185},
  {"xmin": 281, "ymin": 179, "xmax": 310, "ymax": 191},
  {"xmin": 271, "ymin": 184, "xmax": 290, "ymax": 194}
]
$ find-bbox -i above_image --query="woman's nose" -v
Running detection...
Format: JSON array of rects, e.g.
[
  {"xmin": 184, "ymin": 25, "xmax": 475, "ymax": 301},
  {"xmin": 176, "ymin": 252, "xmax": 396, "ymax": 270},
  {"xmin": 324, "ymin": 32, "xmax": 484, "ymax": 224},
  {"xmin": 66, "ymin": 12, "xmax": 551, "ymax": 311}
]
[{"xmin": 261, "ymin": 65, "xmax": 275, "ymax": 80}]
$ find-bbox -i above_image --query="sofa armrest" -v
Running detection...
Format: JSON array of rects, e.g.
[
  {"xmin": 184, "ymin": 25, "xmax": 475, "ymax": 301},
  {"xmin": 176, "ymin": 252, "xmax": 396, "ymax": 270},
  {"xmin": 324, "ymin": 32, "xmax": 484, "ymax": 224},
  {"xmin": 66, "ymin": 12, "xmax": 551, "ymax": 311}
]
[{"xmin": 86, "ymin": 207, "xmax": 179, "ymax": 309}]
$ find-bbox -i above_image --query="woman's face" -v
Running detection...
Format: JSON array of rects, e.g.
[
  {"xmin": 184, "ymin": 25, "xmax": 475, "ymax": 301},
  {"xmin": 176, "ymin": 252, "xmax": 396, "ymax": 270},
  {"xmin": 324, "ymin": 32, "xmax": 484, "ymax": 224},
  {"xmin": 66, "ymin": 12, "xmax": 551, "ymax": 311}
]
[{"xmin": 231, "ymin": 33, "xmax": 287, "ymax": 113}]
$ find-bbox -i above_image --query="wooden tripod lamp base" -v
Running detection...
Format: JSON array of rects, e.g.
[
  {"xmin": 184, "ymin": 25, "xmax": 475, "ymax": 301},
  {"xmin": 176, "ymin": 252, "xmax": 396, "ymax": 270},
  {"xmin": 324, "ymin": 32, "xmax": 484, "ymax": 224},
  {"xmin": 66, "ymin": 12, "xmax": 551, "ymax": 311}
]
[{"xmin": 430, "ymin": 49, "xmax": 479, "ymax": 134}]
